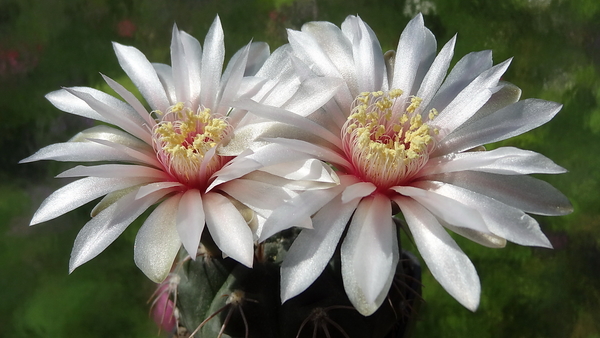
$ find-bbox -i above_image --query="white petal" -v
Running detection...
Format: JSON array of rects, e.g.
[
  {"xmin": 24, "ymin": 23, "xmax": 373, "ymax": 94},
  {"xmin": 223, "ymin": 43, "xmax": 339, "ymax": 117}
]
[
  {"xmin": 219, "ymin": 43, "xmax": 252, "ymax": 114},
  {"xmin": 87, "ymin": 138, "xmax": 161, "ymax": 168},
  {"xmin": 113, "ymin": 42, "xmax": 170, "ymax": 111},
  {"xmin": 341, "ymin": 181, "xmax": 376, "ymax": 203},
  {"xmin": 46, "ymin": 88, "xmax": 111, "ymax": 123},
  {"xmin": 152, "ymin": 63, "xmax": 177, "ymax": 104},
  {"xmin": 203, "ymin": 192, "xmax": 254, "ymax": 267},
  {"xmin": 180, "ymin": 30, "xmax": 203, "ymax": 107},
  {"xmin": 415, "ymin": 180, "xmax": 552, "ymax": 248},
  {"xmin": 344, "ymin": 15, "xmax": 385, "ymax": 92},
  {"xmin": 264, "ymin": 137, "xmax": 352, "ymax": 170},
  {"xmin": 416, "ymin": 35, "xmax": 456, "ymax": 110},
  {"xmin": 303, "ymin": 19, "xmax": 357, "ymax": 93},
  {"xmin": 218, "ymin": 178, "xmax": 296, "ymax": 219},
  {"xmin": 281, "ymin": 196, "xmax": 360, "ymax": 302},
  {"xmin": 422, "ymin": 147, "xmax": 567, "ymax": 176},
  {"xmin": 171, "ymin": 25, "xmax": 191, "ymax": 105},
  {"xmin": 425, "ymin": 171, "xmax": 573, "ymax": 216},
  {"xmin": 259, "ymin": 182, "xmax": 348, "ymax": 242},
  {"xmin": 392, "ymin": 14, "xmax": 437, "ymax": 96},
  {"xmin": 177, "ymin": 189, "xmax": 205, "ymax": 259},
  {"xmin": 64, "ymin": 87, "xmax": 152, "ymax": 144},
  {"xmin": 281, "ymin": 77, "xmax": 345, "ymax": 117},
  {"xmin": 394, "ymin": 196, "xmax": 480, "ymax": 311},
  {"xmin": 341, "ymin": 194, "xmax": 399, "ymax": 315},
  {"xmin": 424, "ymin": 50, "xmax": 493, "ymax": 115},
  {"xmin": 20, "ymin": 125, "xmax": 152, "ymax": 164},
  {"xmin": 69, "ymin": 185, "xmax": 173, "ymax": 272},
  {"xmin": 234, "ymin": 98, "xmax": 343, "ymax": 148},
  {"xmin": 136, "ymin": 182, "xmax": 184, "ymax": 199},
  {"xmin": 200, "ymin": 16, "xmax": 225, "ymax": 109},
  {"xmin": 392, "ymin": 185, "xmax": 489, "ymax": 234},
  {"xmin": 260, "ymin": 158, "xmax": 339, "ymax": 184},
  {"xmin": 57, "ymin": 164, "xmax": 169, "ymax": 180},
  {"xmin": 101, "ymin": 74, "xmax": 157, "ymax": 129},
  {"xmin": 31, "ymin": 176, "xmax": 154, "ymax": 225},
  {"xmin": 134, "ymin": 194, "xmax": 183, "ymax": 282},
  {"xmin": 432, "ymin": 59, "xmax": 512, "ymax": 136},
  {"xmin": 436, "ymin": 99, "xmax": 563, "ymax": 155}
]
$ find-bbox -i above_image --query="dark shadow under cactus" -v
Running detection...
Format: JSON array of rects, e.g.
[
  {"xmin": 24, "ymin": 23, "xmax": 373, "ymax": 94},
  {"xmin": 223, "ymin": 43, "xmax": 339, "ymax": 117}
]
[{"xmin": 175, "ymin": 242, "xmax": 422, "ymax": 338}]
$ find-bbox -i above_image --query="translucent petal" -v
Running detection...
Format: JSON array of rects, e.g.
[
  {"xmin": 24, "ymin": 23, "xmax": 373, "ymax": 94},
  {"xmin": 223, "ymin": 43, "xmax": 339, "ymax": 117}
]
[
  {"xmin": 57, "ymin": 164, "xmax": 169, "ymax": 180},
  {"xmin": 344, "ymin": 15, "xmax": 385, "ymax": 92},
  {"xmin": 414, "ymin": 180, "xmax": 552, "ymax": 248},
  {"xmin": 200, "ymin": 16, "xmax": 225, "ymax": 109},
  {"xmin": 101, "ymin": 74, "xmax": 156, "ymax": 129},
  {"xmin": 422, "ymin": 147, "xmax": 567, "ymax": 176},
  {"xmin": 177, "ymin": 189, "xmax": 205, "ymax": 259},
  {"xmin": 394, "ymin": 196, "xmax": 480, "ymax": 311},
  {"xmin": 432, "ymin": 59, "xmax": 511, "ymax": 136},
  {"xmin": 341, "ymin": 181, "xmax": 376, "ymax": 203},
  {"xmin": 416, "ymin": 35, "xmax": 456, "ymax": 111},
  {"xmin": 179, "ymin": 30, "xmax": 202, "ymax": 108},
  {"xmin": 69, "ymin": 186, "xmax": 173, "ymax": 272},
  {"xmin": 392, "ymin": 185, "xmax": 489, "ymax": 234},
  {"xmin": 170, "ymin": 25, "xmax": 191, "ymax": 106},
  {"xmin": 113, "ymin": 42, "xmax": 170, "ymax": 112},
  {"xmin": 134, "ymin": 194, "xmax": 183, "ymax": 283},
  {"xmin": 203, "ymin": 192, "xmax": 254, "ymax": 267},
  {"xmin": 281, "ymin": 196, "xmax": 360, "ymax": 302},
  {"xmin": 437, "ymin": 99, "xmax": 563, "ymax": 155},
  {"xmin": 425, "ymin": 171, "xmax": 573, "ymax": 216},
  {"xmin": 341, "ymin": 194, "xmax": 399, "ymax": 315},
  {"xmin": 46, "ymin": 88, "xmax": 110, "ymax": 123},
  {"xmin": 31, "ymin": 176, "xmax": 154, "ymax": 225}
]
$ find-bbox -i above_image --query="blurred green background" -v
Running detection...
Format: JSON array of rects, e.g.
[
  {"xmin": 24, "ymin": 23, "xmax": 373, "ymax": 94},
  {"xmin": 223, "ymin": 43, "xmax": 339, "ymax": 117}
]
[{"xmin": 1, "ymin": 0, "xmax": 599, "ymax": 337}]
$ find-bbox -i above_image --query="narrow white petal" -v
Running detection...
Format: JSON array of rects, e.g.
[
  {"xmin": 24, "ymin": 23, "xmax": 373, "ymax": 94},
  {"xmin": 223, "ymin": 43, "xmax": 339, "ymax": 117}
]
[
  {"xmin": 152, "ymin": 63, "xmax": 177, "ymax": 104},
  {"xmin": 203, "ymin": 192, "xmax": 254, "ymax": 267},
  {"xmin": 136, "ymin": 182, "xmax": 184, "ymax": 199},
  {"xmin": 134, "ymin": 194, "xmax": 183, "ymax": 282},
  {"xmin": 303, "ymin": 20, "xmax": 357, "ymax": 93},
  {"xmin": 31, "ymin": 176, "xmax": 154, "ymax": 225},
  {"xmin": 46, "ymin": 88, "xmax": 111, "ymax": 123},
  {"xmin": 218, "ymin": 42, "xmax": 251, "ymax": 113},
  {"xmin": 432, "ymin": 59, "xmax": 512, "ymax": 136},
  {"xmin": 392, "ymin": 186, "xmax": 489, "ymax": 234},
  {"xmin": 392, "ymin": 14, "xmax": 436, "ymax": 96},
  {"xmin": 424, "ymin": 50, "xmax": 493, "ymax": 115},
  {"xmin": 415, "ymin": 180, "xmax": 553, "ymax": 248},
  {"xmin": 422, "ymin": 147, "xmax": 567, "ymax": 176},
  {"xmin": 416, "ymin": 35, "xmax": 456, "ymax": 110},
  {"xmin": 69, "ymin": 186, "xmax": 172, "ymax": 272},
  {"xmin": 179, "ymin": 30, "xmax": 202, "ymax": 107},
  {"xmin": 394, "ymin": 196, "xmax": 480, "ymax": 311},
  {"xmin": 57, "ymin": 164, "xmax": 169, "ymax": 180},
  {"xmin": 87, "ymin": 138, "xmax": 161, "ymax": 168},
  {"xmin": 177, "ymin": 189, "xmax": 205, "ymax": 259},
  {"xmin": 341, "ymin": 181, "xmax": 376, "ymax": 203},
  {"xmin": 281, "ymin": 77, "xmax": 345, "ymax": 117},
  {"xmin": 258, "ymin": 179, "xmax": 351, "ymax": 242},
  {"xmin": 234, "ymin": 98, "xmax": 342, "ymax": 148},
  {"xmin": 101, "ymin": 74, "xmax": 157, "ymax": 129},
  {"xmin": 260, "ymin": 158, "xmax": 339, "ymax": 184},
  {"xmin": 281, "ymin": 196, "xmax": 360, "ymax": 302},
  {"xmin": 345, "ymin": 15, "xmax": 385, "ymax": 92},
  {"xmin": 218, "ymin": 178, "xmax": 297, "ymax": 219},
  {"xmin": 264, "ymin": 138, "xmax": 352, "ymax": 170},
  {"xmin": 64, "ymin": 87, "xmax": 152, "ymax": 144},
  {"xmin": 200, "ymin": 16, "xmax": 225, "ymax": 109},
  {"xmin": 341, "ymin": 194, "xmax": 399, "ymax": 315},
  {"xmin": 437, "ymin": 99, "xmax": 563, "ymax": 155},
  {"xmin": 113, "ymin": 42, "xmax": 170, "ymax": 111},
  {"xmin": 426, "ymin": 171, "xmax": 572, "ymax": 216},
  {"xmin": 20, "ymin": 125, "xmax": 152, "ymax": 164},
  {"xmin": 171, "ymin": 25, "xmax": 191, "ymax": 105}
]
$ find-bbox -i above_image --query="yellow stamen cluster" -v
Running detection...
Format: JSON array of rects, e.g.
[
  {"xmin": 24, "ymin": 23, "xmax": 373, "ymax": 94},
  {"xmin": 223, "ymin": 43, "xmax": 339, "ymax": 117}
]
[
  {"xmin": 342, "ymin": 90, "xmax": 437, "ymax": 188},
  {"xmin": 152, "ymin": 103, "xmax": 231, "ymax": 188}
]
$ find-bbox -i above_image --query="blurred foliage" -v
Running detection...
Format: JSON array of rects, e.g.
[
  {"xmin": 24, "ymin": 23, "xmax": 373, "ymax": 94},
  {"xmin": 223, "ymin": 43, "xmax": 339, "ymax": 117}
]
[{"xmin": 1, "ymin": 0, "xmax": 599, "ymax": 337}]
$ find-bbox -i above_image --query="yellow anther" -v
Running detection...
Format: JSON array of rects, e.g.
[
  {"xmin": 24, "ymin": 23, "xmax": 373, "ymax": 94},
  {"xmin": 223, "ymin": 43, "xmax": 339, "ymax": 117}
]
[{"xmin": 342, "ymin": 90, "xmax": 436, "ymax": 189}]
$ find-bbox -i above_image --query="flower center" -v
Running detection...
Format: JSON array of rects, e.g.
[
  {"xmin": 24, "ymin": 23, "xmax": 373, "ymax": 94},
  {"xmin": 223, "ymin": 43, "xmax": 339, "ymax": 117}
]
[
  {"xmin": 152, "ymin": 102, "xmax": 232, "ymax": 189},
  {"xmin": 341, "ymin": 90, "xmax": 437, "ymax": 189}
]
